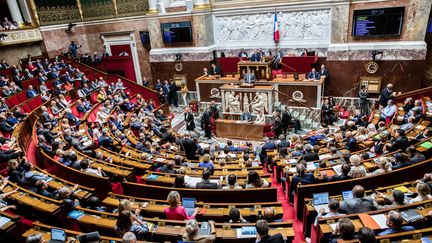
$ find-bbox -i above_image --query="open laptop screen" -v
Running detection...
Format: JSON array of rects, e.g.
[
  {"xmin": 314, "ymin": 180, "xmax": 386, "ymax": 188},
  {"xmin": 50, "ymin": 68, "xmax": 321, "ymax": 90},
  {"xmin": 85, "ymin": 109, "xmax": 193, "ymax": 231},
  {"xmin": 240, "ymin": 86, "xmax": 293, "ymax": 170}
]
[
  {"xmin": 313, "ymin": 192, "xmax": 329, "ymax": 206},
  {"xmin": 51, "ymin": 228, "xmax": 66, "ymax": 241},
  {"xmin": 342, "ymin": 190, "xmax": 354, "ymax": 200},
  {"xmin": 182, "ymin": 197, "xmax": 196, "ymax": 208}
]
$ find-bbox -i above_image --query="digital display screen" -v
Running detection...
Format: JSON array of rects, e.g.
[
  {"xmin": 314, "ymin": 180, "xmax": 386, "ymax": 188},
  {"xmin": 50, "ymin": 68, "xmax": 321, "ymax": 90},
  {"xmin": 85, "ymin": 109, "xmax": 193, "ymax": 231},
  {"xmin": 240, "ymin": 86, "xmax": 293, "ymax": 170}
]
[
  {"xmin": 161, "ymin": 21, "xmax": 193, "ymax": 44},
  {"xmin": 352, "ymin": 7, "xmax": 405, "ymax": 36}
]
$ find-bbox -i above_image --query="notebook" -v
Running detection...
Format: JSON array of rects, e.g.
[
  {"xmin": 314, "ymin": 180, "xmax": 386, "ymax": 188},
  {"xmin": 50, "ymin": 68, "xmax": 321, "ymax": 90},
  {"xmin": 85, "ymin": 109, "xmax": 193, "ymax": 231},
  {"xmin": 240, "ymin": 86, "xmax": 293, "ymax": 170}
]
[
  {"xmin": 146, "ymin": 175, "xmax": 159, "ymax": 181},
  {"xmin": 0, "ymin": 216, "xmax": 11, "ymax": 228},
  {"xmin": 420, "ymin": 141, "xmax": 432, "ymax": 149},
  {"xmin": 312, "ymin": 192, "xmax": 329, "ymax": 212},
  {"xmin": 342, "ymin": 190, "xmax": 354, "ymax": 200},
  {"xmin": 182, "ymin": 197, "xmax": 196, "ymax": 216},
  {"xmin": 199, "ymin": 222, "xmax": 211, "ymax": 236},
  {"xmin": 68, "ymin": 210, "xmax": 84, "ymax": 220},
  {"xmin": 394, "ymin": 186, "xmax": 413, "ymax": 195},
  {"xmin": 49, "ymin": 228, "xmax": 66, "ymax": 243}
]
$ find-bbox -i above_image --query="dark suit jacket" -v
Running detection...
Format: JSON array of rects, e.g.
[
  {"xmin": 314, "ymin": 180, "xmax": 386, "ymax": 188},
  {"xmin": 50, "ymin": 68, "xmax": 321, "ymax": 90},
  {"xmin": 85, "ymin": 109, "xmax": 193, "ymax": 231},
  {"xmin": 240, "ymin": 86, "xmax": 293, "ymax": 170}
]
[
  {"xmin": 302, "ymin": 152, "xmax": 319, "ymax": 162},
  {"xmin": 272, "ymin": 117, "xmax": 283, "ymax": 136},
  {"xmin": 257, "ymin": 233, "xmax": 285, "ymax": 243},
  {"xmin": 251, "ymin": 53, "xmax": 261, "ymax": 62},
  {"xmin": 181, "ymin": 138, "xmax": 198, "ymax": 160},
  {"xmin": 0, "ymin": 121, "xmax": 13, "ymax": 133},
  {"xmin": 196, "ymin": 180, "xmax": 219, "ymax": 189},
  {"xmin": 211, "ymin": 66, "xmax": 221, "ymax": 76},
  {"xmin": 185, "ymin": 112, "xmax": 195, "ymax": 130},
  {"xmin": 319, "ymin": 69, "xmax": 329, "ymax": 77},
  {"xmin": 391, "ymin": 136, "xmax": 409, "ymax": 151},
  {"xmin": 379, "ymin": 88, "xmax": 394, "ymax": 106},
  {"xmin": 339, "ymin": 197, "xmax": 375, "ymax": 214}
]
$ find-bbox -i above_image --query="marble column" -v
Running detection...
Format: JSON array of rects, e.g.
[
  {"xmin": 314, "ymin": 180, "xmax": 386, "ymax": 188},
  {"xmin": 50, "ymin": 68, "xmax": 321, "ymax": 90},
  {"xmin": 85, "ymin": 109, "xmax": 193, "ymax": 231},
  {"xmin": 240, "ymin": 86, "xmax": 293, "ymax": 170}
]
[
  {"xmin": 330, "ymin": 3, "xmax": 349, "ymax": 44},
  {"xmin": 193, "ymin": 0, "xmax": 210, "ymax": 10},
  {"xmin": 192, "ymin": 13, "xmax": 214, "ymax": 47},
  {"xmin": 6, "ymin": 0, "xmax": 24, "ymax": 24},
  {"xmin": 17, "ymin": 0, "xmax": 32, "ymax": 23},
  {"xmin": 405, "ymin": 0, "xmax": 432, "ymax": 41},
  {"xmin": 148, "ymin": 0, "xmax": 158, "ymax": 14},
  {"xmin": 148, "ymin": 18, "xmax": 163, "ymax": 49}
]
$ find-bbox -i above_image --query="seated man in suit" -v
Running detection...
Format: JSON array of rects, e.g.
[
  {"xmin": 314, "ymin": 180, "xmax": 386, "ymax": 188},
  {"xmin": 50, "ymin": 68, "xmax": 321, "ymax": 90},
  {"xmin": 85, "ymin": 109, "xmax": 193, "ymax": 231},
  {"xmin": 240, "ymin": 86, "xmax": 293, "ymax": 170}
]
[
  {"xmin": 255, "ymin": 219, "xmax": 285, "ymax": 243},
  {"xmin": 211, "ymin": 63, "xmax": 221, "ymax": 76},
  {"xmin": 238, "ymin": 48, "xmax": 248, "ymax": 58},
  {"xmin": 203, "ymin": 67, "xmax": 210, "ymax": 77},
  {"xmin": 243, "ymin": 68, "xmax": 256, "ymax": 84},
  {"xmin": 196, "ymin": 170, "xmax": 219, "ymax": 189},
  {"xmin": 339, "ymin": 185, "xmax": 375, "ymax": 214},
  {"xmin": 319, "ymin": 64, "xmax": 329, "ymax": 79},
  {"xmin": 240, "ymin": 107, "xmax": 252, "ymax": 122},
  {"xmin": 250, "ymin": 50, "xmax": 261, "ymax": 62},
  {"xmin": 378, "ymin": 211, "xmax": 415, "ymax": 236},
  {"xmin": 307, "ymin": 68, "xmax": 321, "ymax": 80},
  {"xmin": 26, "ymin": 85, "xmax": 38, "ymax": 98}
]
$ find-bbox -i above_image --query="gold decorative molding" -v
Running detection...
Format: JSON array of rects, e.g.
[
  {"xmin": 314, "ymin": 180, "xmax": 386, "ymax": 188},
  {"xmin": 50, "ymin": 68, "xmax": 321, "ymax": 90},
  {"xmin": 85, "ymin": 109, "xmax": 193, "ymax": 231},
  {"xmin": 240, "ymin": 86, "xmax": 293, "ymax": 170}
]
[
  {"xmin": 116, "ymin": 0, "xmax": 149, "ymax": 17},
  {"xmin": 0, "ymin": 28, "xmax": 43, "ymax": 46},
  {"xmin": 76, "ymin": 0, "xmax": 84, "ymax": 21},
  {"xmin": 147, "ymin": 9, "xmax": 159, "ymax": 14},
  {"xmin": 28, "ymin": 0, "xmax": 40, "ymax": 26},
  {"xmin": 193, "ymin": 3, "xmax": 212, "ymax": 10},
  {"xmin": 112, "ymin": 0, "xmax": 118, "ymax": 17},
  {"xmin": 81, "ymin": 1, "xmax": 116, "ymax": 21},
  {"xmin": 36, "ymin": 5, "xmax": 81, "ymax": 25}
]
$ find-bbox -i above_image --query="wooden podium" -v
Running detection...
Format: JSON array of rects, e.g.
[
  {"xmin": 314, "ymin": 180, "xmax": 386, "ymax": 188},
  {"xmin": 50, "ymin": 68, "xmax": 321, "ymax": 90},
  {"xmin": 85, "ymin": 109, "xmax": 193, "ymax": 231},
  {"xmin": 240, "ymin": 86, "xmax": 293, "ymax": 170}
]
[
  {"xmin": 238, "ymin": 60, "xmax": 272, "ymax": 80},
  {"xmin": 215, "ymin": 119, "xmax": 265, "ymax": 140}
]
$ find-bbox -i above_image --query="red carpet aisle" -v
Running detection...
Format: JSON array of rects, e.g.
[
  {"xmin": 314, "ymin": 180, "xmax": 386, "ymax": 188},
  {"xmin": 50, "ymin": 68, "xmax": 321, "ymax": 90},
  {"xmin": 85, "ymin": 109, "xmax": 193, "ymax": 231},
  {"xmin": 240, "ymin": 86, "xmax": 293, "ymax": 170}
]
[{"xmin": 271, "ymin": 175, "xmax": 306, "ymax": 242}]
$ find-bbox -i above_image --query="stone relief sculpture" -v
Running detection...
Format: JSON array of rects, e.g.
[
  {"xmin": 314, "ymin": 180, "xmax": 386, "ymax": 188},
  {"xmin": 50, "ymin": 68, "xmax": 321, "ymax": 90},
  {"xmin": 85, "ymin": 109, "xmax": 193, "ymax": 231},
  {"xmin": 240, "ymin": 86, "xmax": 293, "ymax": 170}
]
[
  {"xmin": 214, "ymin": 9, "xmax": 330, "ymax": 43},
  {"xmin": 227, "ymin": 92, "xmax": 241, "ymax": 113},
  {"xmin": 243, "ymin": 93, "xmax": 249, "ymax": 112},
  {"xmin": 250, "ymin": 92, "xmax": 267, "ymax": 114}
]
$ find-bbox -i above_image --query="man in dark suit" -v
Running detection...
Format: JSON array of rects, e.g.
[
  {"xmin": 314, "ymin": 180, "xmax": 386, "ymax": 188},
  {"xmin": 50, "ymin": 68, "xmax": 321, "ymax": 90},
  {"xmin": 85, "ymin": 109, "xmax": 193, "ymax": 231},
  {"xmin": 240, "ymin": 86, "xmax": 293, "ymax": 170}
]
[
  {"xmin": 339, "ymin": 185, "xmax": 375, "ymax": 214},
  {"xmin": 196, "ymin": 170, "xmax": 219, "ymax": 189},
  {"xmin": 211, "ymin": 63, "xmax": 221, "ymax": 76},
  {"xmin": 238, "ymin": 48, "xmax": 248, "ymax": 58},
  {"xmin": 344, "ymin": 131, "xmax": 357, "ymax": 152},
  {"xmin": 250, "ymin": 50, "xmax": 261, "ymax": 62},
  {"xmin": 168, "ymin": 80, "xmax": 178, "ymax": 107},
  {"xmin": 201, "ymin": 108, "xmax": 212, "ymax": 139},
  {"xmin": 0, "ymin": 115, "xmax": 14, "ymax": 133},
  {"xmin": 307, "ymin": 68, "xmax": 321, "ymax": 80},
  {"xmin": 180, "ymin": 135, "xmax": 198, "ymax": 160},
  {"xmin": 26, "ymin": 85, "xmax": 38, "ymax": 98},
  {"xmin": 319, "ymin": 64, "xmax": 329, "ymax": 78},
  {"xmin": 272, "ymin": 111, "xmax": 283, "ymax": 139},
  {"xmin": 184, "ymin": 107, "xmax": 195, "ymax": 132},
  {"xmin": 379, "ymin": 83, "xmax": 395, "ymax": 109},
  {"xmin": 255, "ymin": 220, "xmax": 285, "ymax": 243},
  {"xmin": 98, "ymin": 130, "xmax": 115, "ymax": 151},
  {"xmin": 302, "ymin": 144, "xmax": 319, "ymax": 162},
  {"xmin": 391, "ymin": 129, "xmax": 409, "ymax": 151}
]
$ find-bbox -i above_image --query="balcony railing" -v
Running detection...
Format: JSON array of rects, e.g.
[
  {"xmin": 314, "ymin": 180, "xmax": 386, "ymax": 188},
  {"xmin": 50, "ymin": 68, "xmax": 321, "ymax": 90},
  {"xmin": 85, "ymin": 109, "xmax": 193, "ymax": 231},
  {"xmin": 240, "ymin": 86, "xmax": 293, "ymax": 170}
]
[{"xmin": 0, "ymin": 28, "xmax": 43, "ymax": 46}]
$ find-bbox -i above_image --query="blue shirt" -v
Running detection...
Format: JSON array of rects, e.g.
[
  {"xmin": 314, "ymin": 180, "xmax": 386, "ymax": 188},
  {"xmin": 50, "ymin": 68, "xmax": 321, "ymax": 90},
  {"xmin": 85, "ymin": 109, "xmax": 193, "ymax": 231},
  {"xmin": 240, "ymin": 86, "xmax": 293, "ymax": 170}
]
[
  {"xmin": 199, "ymin": 161, "xmax": 214, "ymax": 169},
  {"xmin": 378, "ymin": 226, "xmax": 415, "ymax": 236}
]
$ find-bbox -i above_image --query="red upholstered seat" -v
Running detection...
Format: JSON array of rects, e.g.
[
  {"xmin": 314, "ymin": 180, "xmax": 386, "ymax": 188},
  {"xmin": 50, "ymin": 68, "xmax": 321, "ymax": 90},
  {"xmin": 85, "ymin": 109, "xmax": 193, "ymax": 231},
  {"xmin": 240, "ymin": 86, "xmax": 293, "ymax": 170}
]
[
  {"xmin": 16, "ymin": 92, "xmax": 27, "ymax": 103},
  {"xmin": 21, "ymin": 103, "xmax": 32, "ymax": 113},
  {"xmin": 6, "ymin": 95, "xmax": 19, "ymax": 108},
  {"xmin": 28, "ymin": 96, "xmax": 43, "ymax": 110},
  {"xmin": 111, "ymin": 182, "xmax": 124, "ymax": 195}
]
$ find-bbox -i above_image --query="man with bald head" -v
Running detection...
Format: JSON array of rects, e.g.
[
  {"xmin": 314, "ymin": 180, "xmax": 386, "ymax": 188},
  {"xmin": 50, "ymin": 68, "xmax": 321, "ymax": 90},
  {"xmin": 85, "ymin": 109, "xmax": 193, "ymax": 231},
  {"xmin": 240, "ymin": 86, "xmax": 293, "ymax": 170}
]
[
  {"xmin": 339, "ymin": 185, "xmax": 375, "ymax": 214},
  {"xmin": 262, "ymin": 207, "xmax": 283, "ymax": 223}
]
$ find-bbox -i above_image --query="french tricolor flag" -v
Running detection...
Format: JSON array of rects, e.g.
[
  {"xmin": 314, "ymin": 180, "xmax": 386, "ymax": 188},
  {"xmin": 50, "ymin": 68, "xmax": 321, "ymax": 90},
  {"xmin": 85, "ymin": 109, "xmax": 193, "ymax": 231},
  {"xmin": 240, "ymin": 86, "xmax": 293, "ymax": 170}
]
[{"xmin": 273, "ymin": 13, "xmax": 280, "ymax": 43}]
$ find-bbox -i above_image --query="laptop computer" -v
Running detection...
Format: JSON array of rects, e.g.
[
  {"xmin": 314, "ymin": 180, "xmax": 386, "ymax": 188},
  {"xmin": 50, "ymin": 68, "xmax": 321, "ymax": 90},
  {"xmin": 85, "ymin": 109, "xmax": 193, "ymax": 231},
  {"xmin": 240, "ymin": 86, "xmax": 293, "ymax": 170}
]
[
  {"xmin": 49, "ymin": 228, "xmax": 66, "ymax": 243},
  {"xmin": 313, "ymin": 192, "xmax": 329, "ymax": 212},
  {"xmin": 342, "ymin": 190, "xmax": 354, "ymax": 200},
  {"xmin": 182, "ymin": 197, "xmax": 196, "ymax": 216}
]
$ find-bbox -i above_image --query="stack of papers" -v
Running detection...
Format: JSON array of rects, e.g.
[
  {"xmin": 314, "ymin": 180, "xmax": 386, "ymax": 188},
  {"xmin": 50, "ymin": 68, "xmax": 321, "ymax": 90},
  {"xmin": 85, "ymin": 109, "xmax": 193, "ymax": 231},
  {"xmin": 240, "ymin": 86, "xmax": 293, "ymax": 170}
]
[{"xmin": 0, "ymin": 217, "xmax": 11, "ymax": 228}]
